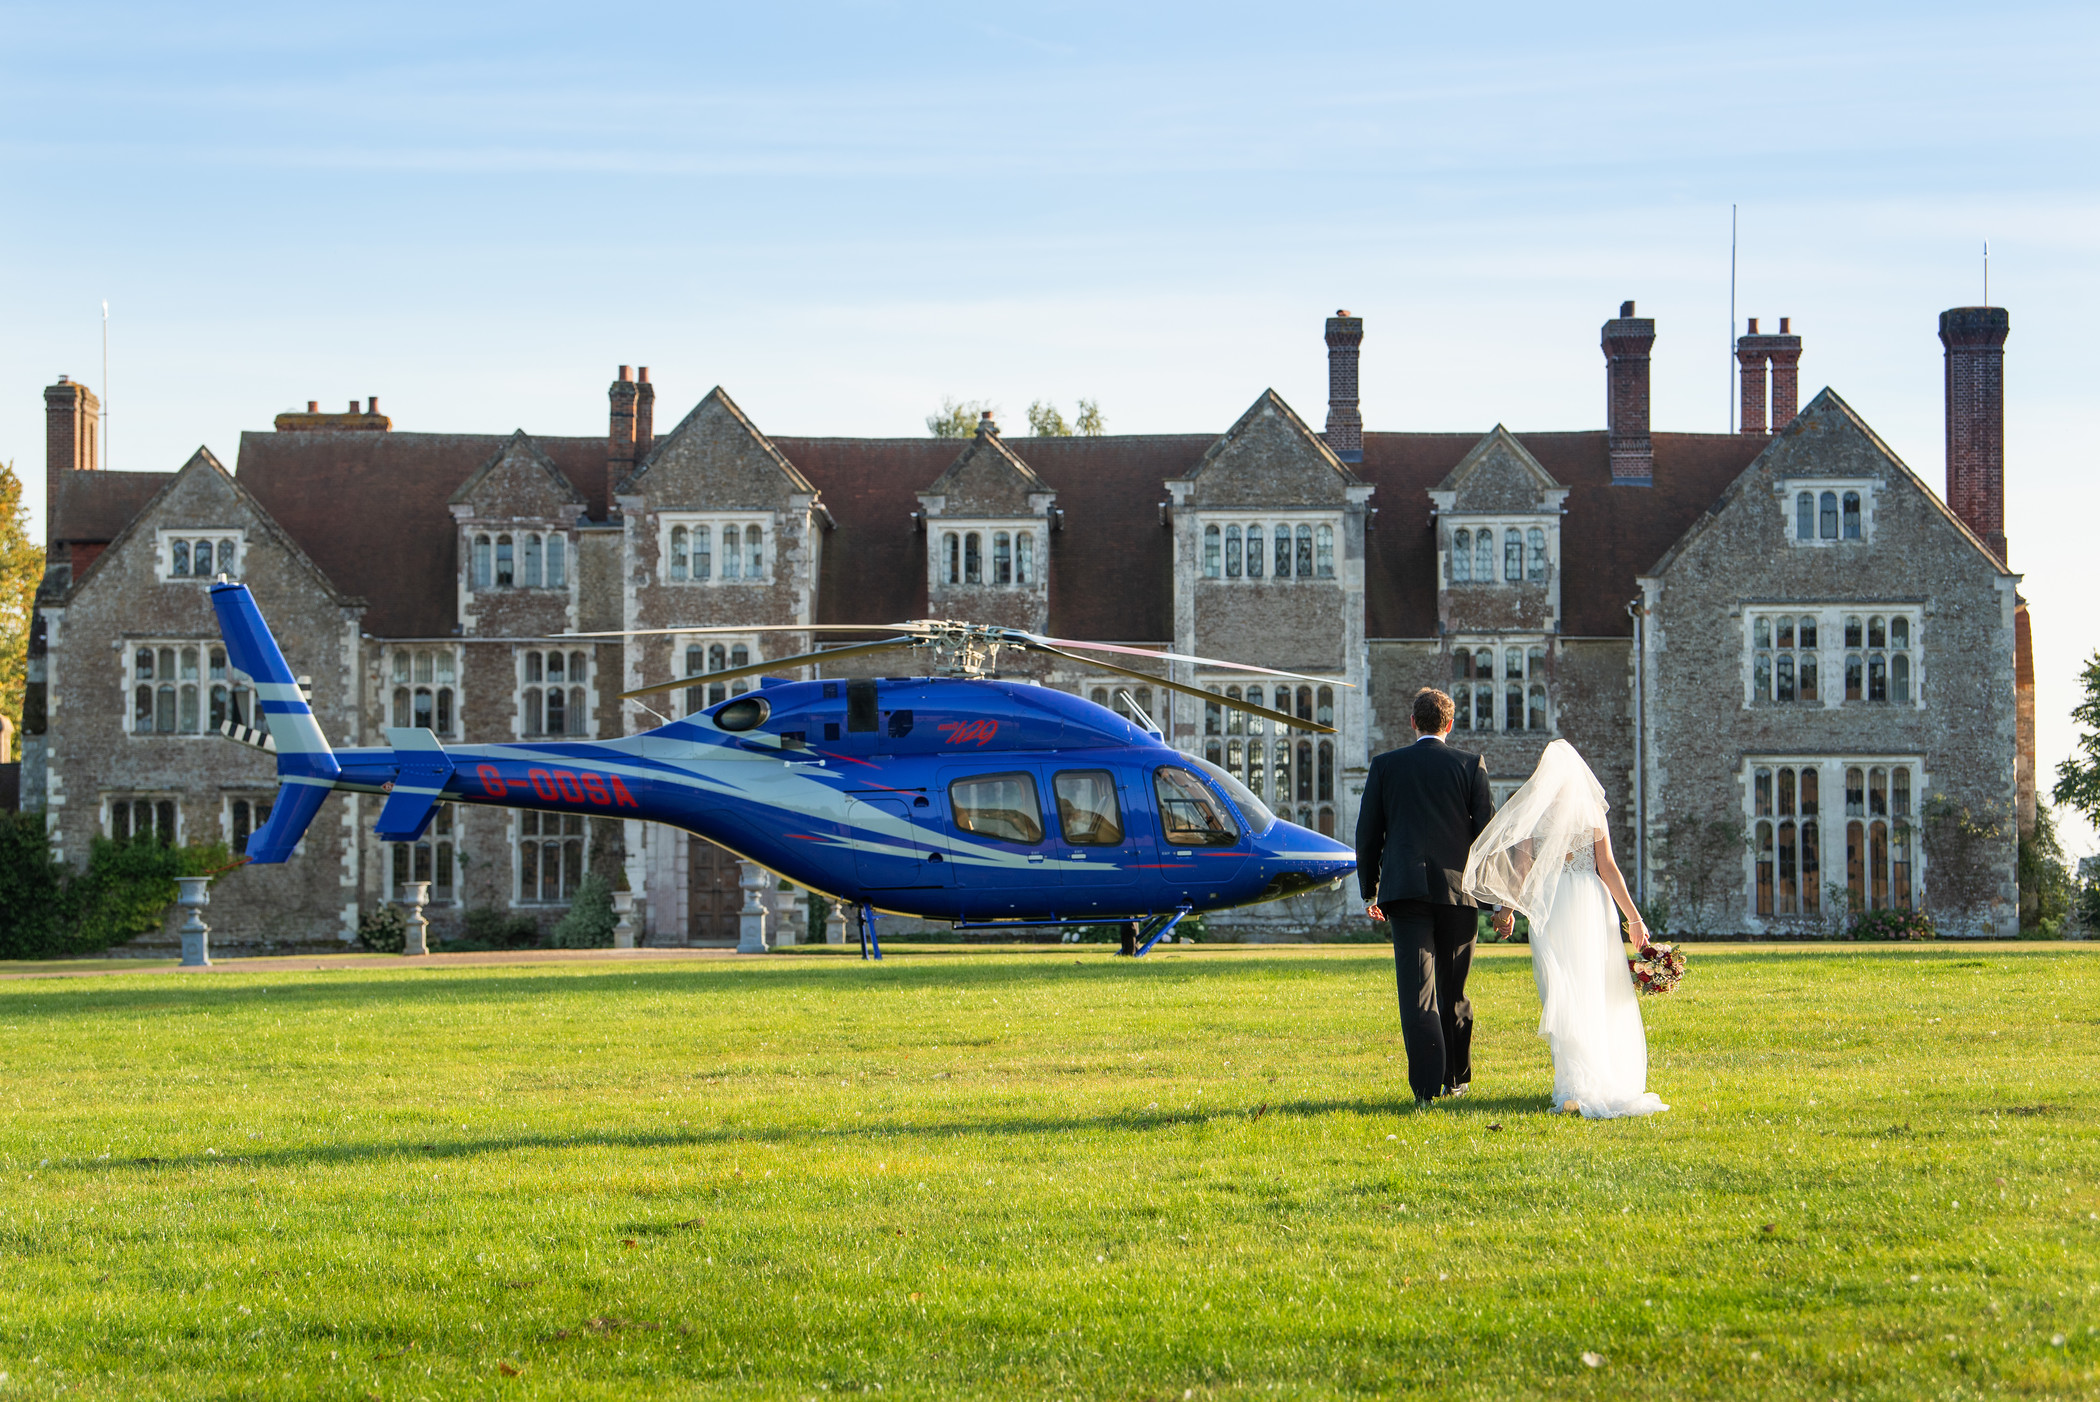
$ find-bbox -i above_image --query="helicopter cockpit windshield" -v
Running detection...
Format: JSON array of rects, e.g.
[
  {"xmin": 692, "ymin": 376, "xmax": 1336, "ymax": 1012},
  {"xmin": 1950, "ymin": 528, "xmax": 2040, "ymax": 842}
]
[{"xmin": 1186, "ymin": 752, "xmax": 1276, "ymax": 837}]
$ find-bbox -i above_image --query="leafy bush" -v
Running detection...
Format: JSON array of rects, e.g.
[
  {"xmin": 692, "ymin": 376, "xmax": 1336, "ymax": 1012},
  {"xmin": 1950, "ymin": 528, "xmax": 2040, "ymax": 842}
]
[
  {"xmin": 463, "ymin": 907, "xmax": 541, "ymax": 949},
  {"xmin": 551, "ymin": 875, "xmax": 616, "ymax": 948},
  {"xmin": 1847, "ymin": 909, "xmax": 1937, "ymax": 941},
  {"xmin": 356, "ymin": 905, "xmax": 407, "ymax": 954},
  {"xmin": 0, "ymin": 813, "xmax": 233, "ymax": 959}
]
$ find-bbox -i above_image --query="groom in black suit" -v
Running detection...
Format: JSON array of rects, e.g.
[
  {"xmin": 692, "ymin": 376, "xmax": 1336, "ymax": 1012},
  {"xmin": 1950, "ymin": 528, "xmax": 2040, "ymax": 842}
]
[{"xmin": 1356, "ymin": 688, "xmax": 1513, "ymax": 1105}]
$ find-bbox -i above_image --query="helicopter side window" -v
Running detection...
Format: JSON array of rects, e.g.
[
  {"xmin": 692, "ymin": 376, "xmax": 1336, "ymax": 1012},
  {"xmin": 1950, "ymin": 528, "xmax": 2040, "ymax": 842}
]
[
  {"xmin": 1054, "ymin": 771, "xmax": 1124, "ymax": 846},
  {"xmin": 1154, "ymin": 767, "xmax": 1240, "ymax": 847},
  {"xmin": 950, "ymin": 773, "xmax": 1045, "ymax": 845}
]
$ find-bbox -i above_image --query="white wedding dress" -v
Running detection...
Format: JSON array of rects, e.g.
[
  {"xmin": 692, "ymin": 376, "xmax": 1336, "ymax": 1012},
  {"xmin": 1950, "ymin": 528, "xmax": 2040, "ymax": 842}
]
[
  {"xmin": 1528, "ymin": 839, "xmax": 1667, "ymax": 1119},
  {"xmin": 1463, "ymin": 740, "xmax": 1667, "ymax": 1120}
]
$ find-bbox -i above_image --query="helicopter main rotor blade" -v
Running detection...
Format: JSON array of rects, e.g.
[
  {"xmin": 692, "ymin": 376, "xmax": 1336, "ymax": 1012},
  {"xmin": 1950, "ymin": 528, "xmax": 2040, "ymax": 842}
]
[
  {"xmin": 1025, "ymin": 644, "xmax": 1336, "ymax": 734},
  {"xmin": 1014, "ymin": 633, "xmax": 1352, "ymax": 688},
  {"xmin": 619, "ymin": 637, "xmax": 921, "ymax": 701},
  {"xmin": 568, "ymin": 623, "xmax": 927, "ymax": 640}
]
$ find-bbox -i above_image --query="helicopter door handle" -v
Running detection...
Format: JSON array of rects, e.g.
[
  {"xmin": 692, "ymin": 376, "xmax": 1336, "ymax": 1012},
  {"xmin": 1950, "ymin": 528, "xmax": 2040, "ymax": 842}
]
[{"xmin": 1027, "ymin": 853, "xmax": 1045, "ymax": 864}]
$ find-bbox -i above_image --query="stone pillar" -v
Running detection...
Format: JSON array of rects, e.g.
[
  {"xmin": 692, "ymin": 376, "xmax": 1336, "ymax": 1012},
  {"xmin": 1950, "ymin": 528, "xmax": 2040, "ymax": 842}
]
[
  {"xmin": 737, "ymin": 861, "xmax": 770, "ymax": 953},
  {"xmin": 399, "ymin": 881, "xmax": 431, "ymax": 956},
  {"xmin": 176, "ymin": 876, "xmax": 212, "ymax": 968},
  {"xmin": 825, "ymin": 900, "xmax": 847, "ymax": 946},
  {"xmin": 612, "ymin": 890, "xmax": 636, "ymax": 949}
]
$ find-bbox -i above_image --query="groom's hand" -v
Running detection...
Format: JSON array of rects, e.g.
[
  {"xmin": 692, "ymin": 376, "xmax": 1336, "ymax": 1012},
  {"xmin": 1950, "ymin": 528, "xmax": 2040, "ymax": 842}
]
[
  {"xmin": 1365, "ymin": 902, "xmax": 1385, "ymax": 923},
  {"xmin": 1491, "ymin": 908, "xmax": 1515, "ymax": 937}
]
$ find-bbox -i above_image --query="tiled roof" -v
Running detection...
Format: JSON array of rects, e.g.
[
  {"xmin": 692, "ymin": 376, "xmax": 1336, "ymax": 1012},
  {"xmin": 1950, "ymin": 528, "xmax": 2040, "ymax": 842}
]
[
  {"xmin": 51, "ymin": 470, "xmax": 171, "ymax": 544},
  {"xmin": 184, "ymin": 421, "xmax": 1763, "ymax": 644},
  {"xmin": 234, "ymin": 430, "xmax": 606, "ymax": 637},
  {"xmin": 1358, "ymin": 430, "xmax": 1767, "ymax": 638}
]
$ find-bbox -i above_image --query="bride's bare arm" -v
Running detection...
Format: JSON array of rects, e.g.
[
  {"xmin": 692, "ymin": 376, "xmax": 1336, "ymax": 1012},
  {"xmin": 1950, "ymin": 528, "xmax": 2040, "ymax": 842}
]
[{"xmin": 1591, "ymin": 830, "xmax": 1650, "ymax": 949}]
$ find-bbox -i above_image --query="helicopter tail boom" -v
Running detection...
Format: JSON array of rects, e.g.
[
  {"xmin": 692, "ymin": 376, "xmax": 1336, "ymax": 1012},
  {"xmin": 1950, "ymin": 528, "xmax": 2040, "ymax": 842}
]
[{"xmin": 208, "ymin": 582, "xmax": 343, "ymax": 863}]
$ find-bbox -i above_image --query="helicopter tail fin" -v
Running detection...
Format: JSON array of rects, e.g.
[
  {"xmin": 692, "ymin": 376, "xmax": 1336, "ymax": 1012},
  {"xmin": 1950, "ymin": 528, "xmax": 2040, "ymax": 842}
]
[{"xmin": 209, "ymin": 582, "xmax": 342, "ymax": 863}]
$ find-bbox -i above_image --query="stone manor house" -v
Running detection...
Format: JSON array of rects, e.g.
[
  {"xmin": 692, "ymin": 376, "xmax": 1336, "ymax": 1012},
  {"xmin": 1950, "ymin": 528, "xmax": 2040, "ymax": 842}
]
[{"xmin": 21, "ymin": 302, "xmax": 2033, "ymax": 944}]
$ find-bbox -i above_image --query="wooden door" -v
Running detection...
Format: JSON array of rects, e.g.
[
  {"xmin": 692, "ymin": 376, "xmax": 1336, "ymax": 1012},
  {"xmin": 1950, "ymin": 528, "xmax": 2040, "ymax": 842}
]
[{"xmin": 688, "ymin": 837, "xmax": 742, "ymax": 945}]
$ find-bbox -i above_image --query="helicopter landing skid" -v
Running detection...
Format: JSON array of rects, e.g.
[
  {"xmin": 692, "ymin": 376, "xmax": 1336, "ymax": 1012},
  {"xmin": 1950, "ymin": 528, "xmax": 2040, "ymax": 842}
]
[
  {"xmin": 1132, "ymin": 908, "xmax": 1191, "ymax": 958},
  {"xmin": 858, "ymin": 903, "xmax": 884, "ymax": 961}
]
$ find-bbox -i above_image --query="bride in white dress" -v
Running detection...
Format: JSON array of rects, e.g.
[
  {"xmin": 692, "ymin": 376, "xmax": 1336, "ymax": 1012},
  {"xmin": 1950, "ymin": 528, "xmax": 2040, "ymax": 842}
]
[{"xmin": 1462, "ymin": 740, "xmax": 1667, "ymax": 1119}]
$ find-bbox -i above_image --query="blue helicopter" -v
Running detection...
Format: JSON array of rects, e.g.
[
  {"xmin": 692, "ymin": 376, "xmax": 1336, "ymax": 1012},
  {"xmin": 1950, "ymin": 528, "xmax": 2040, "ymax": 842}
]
[{"xmin": 210, "ymin": 582, "xmax": 1357, "ymax": 957}]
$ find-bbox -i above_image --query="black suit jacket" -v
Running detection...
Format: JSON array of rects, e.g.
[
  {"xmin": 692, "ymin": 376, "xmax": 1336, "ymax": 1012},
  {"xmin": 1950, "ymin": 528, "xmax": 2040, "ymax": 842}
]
[{"xmin": 1354, "ymin": 736, "xmax": 1496, "ymax": 906}]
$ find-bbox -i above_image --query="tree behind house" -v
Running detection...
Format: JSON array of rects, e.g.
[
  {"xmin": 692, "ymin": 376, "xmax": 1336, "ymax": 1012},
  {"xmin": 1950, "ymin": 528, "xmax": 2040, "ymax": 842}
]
[{"xmin": 0, "ymin": 461, "xmax": 44, "ymax": 737}]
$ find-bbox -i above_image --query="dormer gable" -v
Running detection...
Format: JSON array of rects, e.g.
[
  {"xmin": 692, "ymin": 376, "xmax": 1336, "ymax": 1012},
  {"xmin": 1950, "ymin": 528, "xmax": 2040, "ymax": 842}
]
[
  {"xmin": 1429, "ymin": 425, "xmax": 1569, "ymax": 516},
  {"xmin": 618, "ymin": 386, "xmax": 816, "ymax": 510},
  {"xmin": 1170, "ymin": 389, "xmax": 1365, "ymax": 508},
  {"xmin": 918, "ymin": 420, "xmax": 1056, "ymax": 519},
  {"xmin": 447, "ymin": 430, "xmax": 588, "ymax": 523}
]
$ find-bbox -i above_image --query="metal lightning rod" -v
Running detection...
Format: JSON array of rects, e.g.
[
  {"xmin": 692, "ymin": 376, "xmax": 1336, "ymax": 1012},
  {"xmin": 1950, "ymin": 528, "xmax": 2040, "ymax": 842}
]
[
  {"xmin": 1728, "ymin": 205, "xmax": 1737, "ymax": 434},
  {"xmin": 101, "ymin": 300, "xmax": 109, "ymax": 468}
]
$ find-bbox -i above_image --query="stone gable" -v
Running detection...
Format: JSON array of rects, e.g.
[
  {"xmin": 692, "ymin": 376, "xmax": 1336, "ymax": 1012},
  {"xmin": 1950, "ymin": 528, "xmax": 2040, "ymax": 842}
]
[
  {"xmin": 1437, "ymin": 425, "xmax": 1565, "ymax": 513},
  {"xmin": 448, "ymin": 431, "xmax": 588, "ymax": 521},
  {"xmin": 1177, "ymin": 391, "xmax": 1360, "ymax": 507},
  {"xmin": 922, "ymin": 432, "xmax": 1050, "ymax": 517},
  {"xmin": 621, "ymin": 388, "xmax": 816, "ymax": 510}
]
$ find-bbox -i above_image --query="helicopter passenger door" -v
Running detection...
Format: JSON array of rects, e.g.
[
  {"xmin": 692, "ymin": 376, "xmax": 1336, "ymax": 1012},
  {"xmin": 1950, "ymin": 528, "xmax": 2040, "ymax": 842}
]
[
  {"xmin": 1049, "ymin": 768, "xmax": 1137, "ymax": 908},
  {"xmin": 845, "ymin": 792, "xmax": 948, "ymax": 890},
  {"xmin": 941, "ymin": 768, "xmax": 1061, "ymax": 917}
]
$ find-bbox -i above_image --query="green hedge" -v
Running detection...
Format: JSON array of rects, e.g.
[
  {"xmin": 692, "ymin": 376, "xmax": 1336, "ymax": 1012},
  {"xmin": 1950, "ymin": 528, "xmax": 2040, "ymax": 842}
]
[{"xmin": 0, "ymin": 812, "xmax": 233, "ymax": 960}]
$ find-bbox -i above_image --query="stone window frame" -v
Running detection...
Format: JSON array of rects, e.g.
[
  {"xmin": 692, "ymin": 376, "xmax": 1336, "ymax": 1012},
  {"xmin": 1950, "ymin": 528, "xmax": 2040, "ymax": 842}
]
[
  {"xmin": 390, "ymin": 803, "xmax": 460, "ymax": 905},
  {"xmin": 1198, "ymin": 680, "xmax": 1340, "ymax": 835},
  {"xmin": 515, "ymin": 809, "xmax": 586, "ymax": 905},
  {"xmin": 154, "ymin": 528, "xmax": 244, "ymax": 583},
  {"xmin": 468, "ymin": 530, "xmax": 569, "ymax": 592},
  {"xmin": 386, "ymin": 645, "xmax": 461, "ymax": 738},
  {"xmin": 1196, "ymin": 512, "xmax": 1340, "ymax": 583},
  {"xmin": 224, "ymin": 792, "xmax": 277, "ymax": 859},
  {"xmin": 657, "ymin": 513, "xmax": 772, "ymax": 586},
  {"xmin": 1741, "ymin": 605, "xmax": 1922, "ymax": 710},
  {"xmin": 1444, "ymin": 518, "xmax": 1551, "ymax": 588},
  {"xmin": 1742, "ymin": 754, "xmax": 1923, "ymax": 925},
  {"xmin": 517, "ymin": 647, "xmax": 594, "ymax": 739},
  {"xmin": 105, "ymin": 793, "xmax": 181, "ymax": 845},
  {"xmin": 930, "ymin": 520, "xmax": 1045, "ymax": 589},
  {"xmin": 125, "ymin": 639, "xmax": 261, "ymax": 739},
  {"xmin": 1776, "ymin": 477, "xmax": 1879, "ymax": 548},
  {"xmin": 1447, "ymin": 636, "xmax": 1552, "ymax": 735},
  {"xmin": 675, "ymin": 634, "xmax": 756, "ymax": 717}
]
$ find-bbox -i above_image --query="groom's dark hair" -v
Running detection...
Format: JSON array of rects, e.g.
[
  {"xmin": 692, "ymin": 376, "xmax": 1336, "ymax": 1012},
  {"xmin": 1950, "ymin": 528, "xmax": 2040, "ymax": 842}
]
[{"xmin": 1412, "ymin": 687, "xmax": 1455, "ymax": 733}]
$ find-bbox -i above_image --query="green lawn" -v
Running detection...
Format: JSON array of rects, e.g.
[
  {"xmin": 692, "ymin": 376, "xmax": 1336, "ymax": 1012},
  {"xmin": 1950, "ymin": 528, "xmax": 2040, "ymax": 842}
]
[{"xmin": 0, "ymin": 943, "xmax": 2094, "ymax": 1400}]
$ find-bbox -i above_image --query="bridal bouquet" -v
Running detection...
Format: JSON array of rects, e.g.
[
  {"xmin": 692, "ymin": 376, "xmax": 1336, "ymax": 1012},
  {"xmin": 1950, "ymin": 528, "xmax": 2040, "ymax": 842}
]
[{"xmin": 1629, "ymin": 942, "xmax": 1686, "ymax": 995}]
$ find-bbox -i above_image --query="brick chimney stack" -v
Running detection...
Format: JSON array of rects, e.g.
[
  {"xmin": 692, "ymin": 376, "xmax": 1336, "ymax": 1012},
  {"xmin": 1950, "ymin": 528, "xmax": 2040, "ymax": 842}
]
[
  {"xmin": 634, "ymin": 367, "xmax": 655, "ymax": 459},
  {"xmin": 1767, "ymin": 317, "xmax": 1802, "ymax": 427},
  {"xmin": 607, "ymin": 365, "xmax": 638, "ymax": 516},
  {"xmin": 1736, "ymin": 318, "xmax": 1770, "ymax": 435},
  {"xmin": 1322, "ymin": 310, "xmax": 1364, "ymax": 463},
  {"xmin": 1940, "ymin": 306, "xmax": 2010, "ymax": 563},
  {"xmin": 1601, "ymin": 301, "xmax": 1655, "ymax": 484},
  {"xmin": 1736, "ymin": 316, "xmax": 1804, "ymax": 434},
  {"xmin": 43, "ymin": 376, "xmax": 101, "ymax": 550}
]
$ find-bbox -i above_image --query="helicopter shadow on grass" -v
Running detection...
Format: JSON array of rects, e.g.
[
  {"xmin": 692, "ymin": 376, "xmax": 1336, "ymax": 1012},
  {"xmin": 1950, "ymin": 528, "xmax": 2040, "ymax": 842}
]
[{"xmin": 68, "ymin": 1085, "xmax": 1546, "ymax": 1180}]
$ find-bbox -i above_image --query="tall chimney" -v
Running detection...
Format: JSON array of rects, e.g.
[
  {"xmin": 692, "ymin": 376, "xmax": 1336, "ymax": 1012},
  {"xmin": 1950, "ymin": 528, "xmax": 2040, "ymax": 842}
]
[
  {"xmin": 1736, "ymin": 318, "xmax": 1769, "ymax": 435},
  {"xmin": 607, "ymin": 365, "xmax": 637, "ymax": 516},
  {"xmin": 43, "ymin": 376, "xmax": 101, "ymax": 550},
  {"xmin": 634, "ymin": 366, "xmax": 655, "ymax": 459},
  {"xmin": 1601, "ymin": 300, "xmax": 1655, "ymax": 484},
  {"xmin": 1322, "ymin": 310, "xmax": 1364, "ymax": 463},
  {"xmin": 1940, "ymin": 306, "xmax": 2010, "ymax": 563},
  {"xmin": 1766, "ymin": 317, "xmax": 1802, "ymax": 428}
]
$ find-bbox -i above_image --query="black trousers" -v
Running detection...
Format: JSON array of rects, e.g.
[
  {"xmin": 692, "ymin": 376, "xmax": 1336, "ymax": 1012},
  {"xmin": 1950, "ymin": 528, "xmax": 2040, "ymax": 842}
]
[{"xmin": 1381, "ymin": 899, "xmax": 1477, "ymax": 1102}]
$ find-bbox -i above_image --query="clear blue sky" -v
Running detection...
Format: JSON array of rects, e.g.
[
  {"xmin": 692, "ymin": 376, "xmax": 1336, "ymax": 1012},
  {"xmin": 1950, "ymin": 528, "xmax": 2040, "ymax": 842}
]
[{"xmin": 5, "ymin": 2, "xmax": 2096, "ymax": 841}]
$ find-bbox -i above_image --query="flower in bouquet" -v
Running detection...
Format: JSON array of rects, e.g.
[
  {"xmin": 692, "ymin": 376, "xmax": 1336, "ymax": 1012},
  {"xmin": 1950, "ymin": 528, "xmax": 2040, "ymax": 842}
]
[{"xmin": 1628, "ymin": 941, "xmax": 1687, "ymax": 994}]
